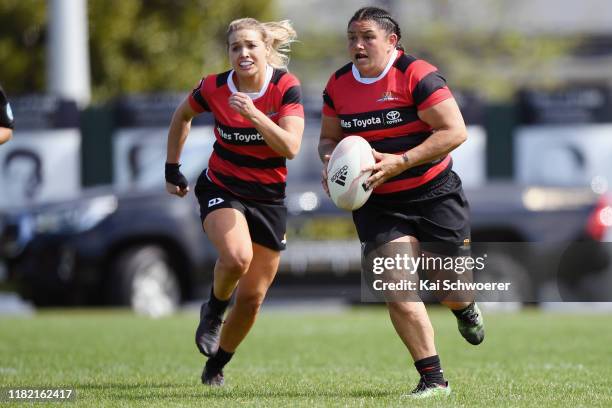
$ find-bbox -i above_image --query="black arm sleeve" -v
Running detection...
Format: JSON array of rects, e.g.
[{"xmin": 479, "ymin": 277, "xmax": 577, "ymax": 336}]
[{"xmin": 0, "ymin": 86, "xmax": 15, "ymax": 129}]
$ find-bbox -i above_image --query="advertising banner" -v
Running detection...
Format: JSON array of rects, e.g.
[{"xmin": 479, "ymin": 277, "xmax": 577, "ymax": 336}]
[{"xmin": 0, "ymin": 96, "xmax": 80, "ymax": 209}]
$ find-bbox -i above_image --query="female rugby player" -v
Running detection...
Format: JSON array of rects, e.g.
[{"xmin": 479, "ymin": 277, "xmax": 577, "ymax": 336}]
[
  {"xmin": 318, "ymin": 6, "xmax": 484, "ymax": 398},
  {"xmin": 165, "ymin": 18, "xmax": 304, "ymax": 386}
]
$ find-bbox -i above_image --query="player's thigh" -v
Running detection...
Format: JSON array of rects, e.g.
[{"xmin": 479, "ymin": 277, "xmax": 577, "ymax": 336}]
[{"xmin": 203, "ymin": 208, "xmax": 253, "ymax": 264}]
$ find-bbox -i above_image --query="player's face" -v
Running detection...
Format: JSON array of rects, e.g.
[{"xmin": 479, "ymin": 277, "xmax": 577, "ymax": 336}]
[
  {"xmin": 347, "ymin": 20, "xmax": 397, "ymax": 77},
  {"xmin": 228, "ymin": 29, "xmax": 269, "ymax": 81}
]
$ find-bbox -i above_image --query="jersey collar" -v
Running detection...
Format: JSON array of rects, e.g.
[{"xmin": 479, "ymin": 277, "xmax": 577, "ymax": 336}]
[
  {"xmin": 351, "ymin": 49, "xmax": 399, "ymax": 85},
  {"xmin": 227, "ymin": 64, "xmax": 273, "ymax": 100}
]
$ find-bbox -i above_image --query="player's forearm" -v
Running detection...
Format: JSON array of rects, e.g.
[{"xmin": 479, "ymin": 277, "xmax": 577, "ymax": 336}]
[
  {"xmin": 318, "ymin": 137, "xmax": 338, "ymax": 162},
  {"xmin": 249, "ymin": 111, "xmax": 301, "ymax": 159},
  {"xmin": 166, "ymin": 112, "xmax": 192, "ymax": 163},
  {"xmin": 402, "ymin": 128, "xmax": 466, "ymax": 169}
]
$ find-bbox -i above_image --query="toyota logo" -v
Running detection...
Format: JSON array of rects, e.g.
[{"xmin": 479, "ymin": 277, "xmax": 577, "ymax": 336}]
[{"xmin": 386, "ymin": 110, "xmax": 401, "ymax": 121}]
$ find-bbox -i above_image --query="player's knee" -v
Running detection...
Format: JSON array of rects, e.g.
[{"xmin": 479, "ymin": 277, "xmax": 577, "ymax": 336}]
[
  {"xmin": 236, "ymin": 292, "xmax": 265, "ymax": 316},
  {"xmin": 388, "ymin": 302, "xmax": 424, "ymax": 321},
  {"xmin": 219, "ymin": 250, "xmax": 252, "ymax": 276}
]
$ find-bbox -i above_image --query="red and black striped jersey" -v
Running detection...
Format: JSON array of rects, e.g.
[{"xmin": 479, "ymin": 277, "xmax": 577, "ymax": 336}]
[
  {"xmin": 322, "ymin": 50, "xmax": 453, "ymax": 196},
  {"xmin": 189, "ymin": 66, "xmax": 304, "ymax": 201}
]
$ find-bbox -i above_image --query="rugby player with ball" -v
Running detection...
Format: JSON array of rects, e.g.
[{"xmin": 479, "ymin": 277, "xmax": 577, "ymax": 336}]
[{"xmin": 319, "ymin": 6, "xmax": 485, "ymax": 399}]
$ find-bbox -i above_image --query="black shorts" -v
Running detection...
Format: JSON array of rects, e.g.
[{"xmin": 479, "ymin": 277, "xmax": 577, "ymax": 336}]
[
  {"xmin": 194, "ymin": 170, "xmax": 287, "ymax": 251},
  {"xmin": 353, "ymin": 171, "xmax": 470, "ymax": 255}
]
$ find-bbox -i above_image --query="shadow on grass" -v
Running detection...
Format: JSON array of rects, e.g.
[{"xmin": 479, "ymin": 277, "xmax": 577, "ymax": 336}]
[
  {"xmin": 80, "ymin": 382, "xmax": 181, "ymax": 390},
  {"xmin": 77, "ymin": 382, "xmax": 396, "ymax": 399},
  {"xmin": 198, "ymin": 389, "xmax": 397, "ymax": 398}
]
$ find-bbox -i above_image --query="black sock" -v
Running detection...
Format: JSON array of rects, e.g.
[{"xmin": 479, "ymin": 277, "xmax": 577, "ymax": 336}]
[
  {"xmin": 414, "ymin": 355, "xmax": 446, "ymax": 386},
  {"xmin": 206, "ymin": 347, "xmax": 234, "ymax": 373},
  {"xmin": 207, "ymin": 286, "xmax": 230, "ymax": 317},
  {"xmin": 452, "ymin": 301, "xmax": 475, "ymax": 319}
]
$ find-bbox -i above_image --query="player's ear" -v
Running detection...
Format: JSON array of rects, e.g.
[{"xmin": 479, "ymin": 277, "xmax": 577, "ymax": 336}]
[
  {"xmin": 387, "ymin": 33, "xmax": 399, "ymax": 52},
  {"xmin": 388, "ymin": 33, "xmax": 398, "ymax": 51}
]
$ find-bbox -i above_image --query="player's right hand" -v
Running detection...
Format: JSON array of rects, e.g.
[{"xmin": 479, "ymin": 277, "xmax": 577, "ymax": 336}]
[
  {"xmin": 165, "ymin": 163, "xmax": 190, "ymax": 197},
  {"xmin": 321, "ymin": 154, "xmax": 331, "ymax": 197}
]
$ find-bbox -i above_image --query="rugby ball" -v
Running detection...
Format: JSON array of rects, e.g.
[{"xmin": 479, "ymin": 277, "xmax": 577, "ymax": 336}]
[{"xmin": 327, "ymin": 136, "xmax": 375, "ymax": 211}]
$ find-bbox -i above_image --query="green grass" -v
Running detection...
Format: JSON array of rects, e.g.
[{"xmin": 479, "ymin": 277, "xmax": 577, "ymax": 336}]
[{"xmin": 1, "ymin": 306, "xmax": 611, "ymax": 407}]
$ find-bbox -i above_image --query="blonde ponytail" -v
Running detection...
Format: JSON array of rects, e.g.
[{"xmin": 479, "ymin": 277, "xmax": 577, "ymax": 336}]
[
  {"xmin": 261, "ymin": 20, "xmax": 297, "ymax": 70},
  {"xmin": 227, "ymin": 18, "xmax": 297, "ymax": 70}
]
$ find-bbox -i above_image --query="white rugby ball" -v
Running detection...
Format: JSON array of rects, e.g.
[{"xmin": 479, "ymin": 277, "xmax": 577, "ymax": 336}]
[{"xmin": 327, "ymin": 135, "xmax": 375, "ymax": 211}]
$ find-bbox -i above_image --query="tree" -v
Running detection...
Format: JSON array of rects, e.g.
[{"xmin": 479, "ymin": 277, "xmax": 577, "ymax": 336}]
[
  {"xmin": 0, "ymin": 0, "xmax": 47, "ymax": 94},
  {"xmin": 87, "ymin": 0, "xmax": 275, "ymax": 100},
  {"xmin": 0, "ymin": 0, "xmax": 274, "ymax": 101},
  {"xmin": 0, "ymin": 0, "xmax": 582, "ymax": 103},
  {"xmin": 284, "ymin": 0, "xmax": 581, "ymax": 102},
  {"xmin": 407, "ymin": 23, "xmax": 580, "ymax": 101}
]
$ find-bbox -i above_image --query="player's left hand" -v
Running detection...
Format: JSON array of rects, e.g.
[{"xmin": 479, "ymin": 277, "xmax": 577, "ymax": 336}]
[
  {"xmin": 229, "ymin": 92, "xmax": 259, "ymax": 119},
  {"xmin": 364, "ymin": 149, "xmax": 408, "ymax": 190}
]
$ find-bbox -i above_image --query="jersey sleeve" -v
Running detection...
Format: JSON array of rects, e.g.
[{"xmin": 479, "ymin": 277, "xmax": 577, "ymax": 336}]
[
  {"xmin": 321, "ymin": 76, "xmax": 337, "ymax": 117},
  {"xmin": 188, "ymin": 77, "xmax": 211, "ymax": 113},
  {"xmin": 278, "ymin": 74, "xmax": 304, "ymax": 118},
  {"xmin": 407, "ymin": 60, "xmax": 453, "ymax": 111}
]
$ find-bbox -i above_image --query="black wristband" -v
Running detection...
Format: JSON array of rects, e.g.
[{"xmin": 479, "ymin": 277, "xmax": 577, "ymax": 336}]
[
  {"xmin": 165, "ymin": 162, "xmax": 188, "ymax": 189},
  {"xmin": 0, "ymin": 102, "xmax": 14, "ymax": 129}
]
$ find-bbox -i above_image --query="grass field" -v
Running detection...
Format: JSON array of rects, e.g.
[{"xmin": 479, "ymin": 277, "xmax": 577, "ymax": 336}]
[{"xmin": 1, "ymin": 306, "xmax": 611, "ymax": 407}]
